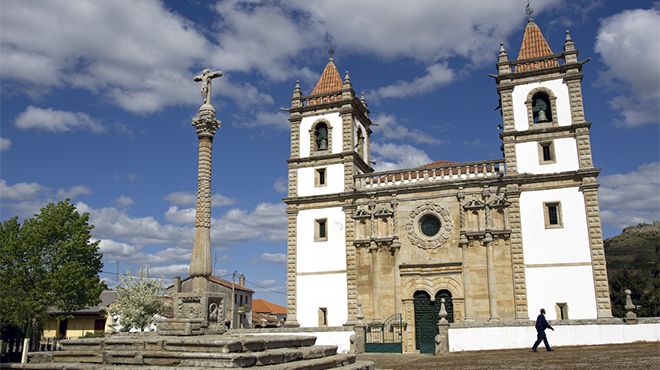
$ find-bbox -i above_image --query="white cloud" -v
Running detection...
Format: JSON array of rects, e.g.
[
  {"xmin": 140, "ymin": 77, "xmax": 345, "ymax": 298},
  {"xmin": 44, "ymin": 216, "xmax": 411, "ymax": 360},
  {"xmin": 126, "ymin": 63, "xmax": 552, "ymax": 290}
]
[
  {"xmin": 273, "ymin": 177, "xmax": 287, "ymax": 193},
  {"xmin": 164, "ymin": 206, "xmax": 196, "ymax": 225},
  {"xmin": 148, "ymin": 264, "xmax": 190, "ymax": 278},
  {"xmin": 239, "ymin": 111, "xmax": 290, "ymax": 130},
  {"xmin": 98, "ymin": 239, "xmax": 141, "ymax": 261},
  {"xmin": 212, "ymin": 203, "xmax": 287, "ymax": 245},
  {"xmin": 0, "ymin": 137, "xmax": 11, "ymax": 151},
  {"xmin": 15, "ymin": 106, "xmax": 105, "ymax": 133},
  {"xmin": 0, "ymin": 180, "xmax": 45, "ymax": 201},
  {"xmin": 371, "ymin": 142, "xmax": 432, "ymax": 171},
  {"xmin": 595, "ymin": 7, "xmax": 660, "ymax": 127},
  {"xmin": 0, "ymin": 0, "xmax": 208, "ymax": 114},
  {"xmin": 372, "ymin": 113, "xmax": 441, "ymax": 144},
  {"xmin": 260, "ymin": 252, "xmax": 287, "ymax": 264},
  {"xmin": 56, "ymin": 185, "xmax": 91, "ymax": 200},
  {"xmin": 114, "ymin": 195, "xmax": 135, "ymax": 208},
  {"xmin": 164, "ymin": 191, "xmax": 235, "ymax": 208},
  {"xmin": 370, "ymin": 63, "xmax": 454, "ymax": 100},
  {"xmin": 600, "ymin": 162, "xmax": 660, "ymax": 229}
]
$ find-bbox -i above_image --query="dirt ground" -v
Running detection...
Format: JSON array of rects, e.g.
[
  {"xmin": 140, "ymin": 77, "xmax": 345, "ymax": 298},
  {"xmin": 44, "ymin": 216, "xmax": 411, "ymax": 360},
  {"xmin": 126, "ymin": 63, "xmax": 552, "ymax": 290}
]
[{"xmin": 357, "ymin": 342, "xmax": 660, "ymax": 369}]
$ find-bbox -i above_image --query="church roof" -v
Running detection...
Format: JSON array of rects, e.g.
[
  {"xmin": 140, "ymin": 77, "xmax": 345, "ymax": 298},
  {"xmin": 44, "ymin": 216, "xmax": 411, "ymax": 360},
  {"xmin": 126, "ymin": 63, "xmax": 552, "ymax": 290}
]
[
  {"xmin": 310, "ymin": 58, "xmax": 343, "ymax": 96},
  {"xmin": 515, "ymin": 19, "xmax": 559, "ymax": 72}
]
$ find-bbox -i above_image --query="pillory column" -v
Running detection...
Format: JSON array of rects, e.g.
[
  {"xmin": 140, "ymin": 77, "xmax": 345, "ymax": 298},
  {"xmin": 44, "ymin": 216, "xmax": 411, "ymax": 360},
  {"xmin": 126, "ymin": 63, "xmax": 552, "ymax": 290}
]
[{"xmin": 190, "ymin": 68, "xmax": 222, "ymax": 292}]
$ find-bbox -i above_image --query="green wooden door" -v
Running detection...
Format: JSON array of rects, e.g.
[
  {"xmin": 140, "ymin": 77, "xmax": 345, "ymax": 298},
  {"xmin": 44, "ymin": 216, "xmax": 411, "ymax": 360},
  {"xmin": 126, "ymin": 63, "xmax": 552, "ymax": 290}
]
[{"xmin": 413, "ymin": 291, "xmax": 439, "ymax": 354}]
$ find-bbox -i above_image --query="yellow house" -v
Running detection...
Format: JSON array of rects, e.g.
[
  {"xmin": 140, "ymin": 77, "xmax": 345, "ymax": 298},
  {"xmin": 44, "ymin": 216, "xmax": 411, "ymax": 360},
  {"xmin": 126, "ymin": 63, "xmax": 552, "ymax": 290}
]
[{"xmin": 42, "ymin": 291, "xmax": 117, "ymax": 339}]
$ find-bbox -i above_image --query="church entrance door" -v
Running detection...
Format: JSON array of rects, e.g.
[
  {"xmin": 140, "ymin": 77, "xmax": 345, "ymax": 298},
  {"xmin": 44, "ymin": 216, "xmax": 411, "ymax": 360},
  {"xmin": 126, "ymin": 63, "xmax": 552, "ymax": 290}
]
[{"xmin": 413, "ymin": 291, "xmax": 438, "ymax": 354}]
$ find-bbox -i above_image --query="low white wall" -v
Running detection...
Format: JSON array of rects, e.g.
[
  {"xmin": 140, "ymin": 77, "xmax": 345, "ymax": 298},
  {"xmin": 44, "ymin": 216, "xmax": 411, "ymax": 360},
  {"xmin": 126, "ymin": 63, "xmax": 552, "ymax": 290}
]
[
  {"xmin": 250, "ymin": 330, "xmax": 354, "ymax": 354},
  {"xmin": 449, "ymin": 323, "xmax": 660, "ymax": 352}
]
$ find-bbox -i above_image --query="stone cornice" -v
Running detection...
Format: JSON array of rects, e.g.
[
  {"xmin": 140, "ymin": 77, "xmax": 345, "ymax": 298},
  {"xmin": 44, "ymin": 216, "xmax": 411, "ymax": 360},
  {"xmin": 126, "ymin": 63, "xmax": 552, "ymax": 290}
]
[
  {"xmin": 500, "ymin": 122, "xmax": 590, "ymax": 138},
  {"xmin": 494, "ymin": 59, "xmax": 588, "ymax": 85},
  {"xmin": 288, "ymin": 151, "xmax": 374, "ymax": 173}
]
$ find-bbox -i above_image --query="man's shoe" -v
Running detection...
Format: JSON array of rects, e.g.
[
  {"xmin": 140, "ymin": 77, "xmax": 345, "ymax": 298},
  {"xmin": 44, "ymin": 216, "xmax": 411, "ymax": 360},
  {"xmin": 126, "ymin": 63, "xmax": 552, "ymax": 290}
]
[
  {"xmin": 532, "ymin": 349, "xmax": 538, "ymax": 352},
  {"xmin": 547, "ymin": 349, "xmax": 554, "ymax": 352}
]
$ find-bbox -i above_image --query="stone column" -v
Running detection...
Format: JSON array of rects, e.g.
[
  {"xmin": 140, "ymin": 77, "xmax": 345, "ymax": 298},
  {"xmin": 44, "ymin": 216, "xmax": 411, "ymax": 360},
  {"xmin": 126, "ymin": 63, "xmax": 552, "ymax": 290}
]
[
  {"xmin": 369, "ymin": 246, "xmax": 380, "ymax": 321},
  {"xmin": 285, "ymin": 207, "xmax": 300, "ymax": 326},
  {"xmin": 581, "ymin": 179, "xmax": 613, "ymax": 318},
  {"xmin": 190, "ymin": 104, "xmax": 220, "ymax": 292},
  {"xmin": 485, "ymin": 234, "xmax": 499, "ymax": 321}
]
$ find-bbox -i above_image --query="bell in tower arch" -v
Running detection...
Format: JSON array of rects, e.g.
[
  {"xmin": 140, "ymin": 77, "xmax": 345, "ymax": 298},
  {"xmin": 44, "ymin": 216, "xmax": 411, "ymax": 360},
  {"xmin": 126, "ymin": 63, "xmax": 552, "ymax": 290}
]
[{"xmin": 532, "ymin": 92, "xmax": 551, "ymax": 123}]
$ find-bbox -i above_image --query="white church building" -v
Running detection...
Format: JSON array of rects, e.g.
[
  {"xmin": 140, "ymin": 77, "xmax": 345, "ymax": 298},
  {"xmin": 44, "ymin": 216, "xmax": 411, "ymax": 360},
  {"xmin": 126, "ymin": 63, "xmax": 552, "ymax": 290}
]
[{"xmin": 281, "ymin": 17, "xmax": 621, "ymax": 353}]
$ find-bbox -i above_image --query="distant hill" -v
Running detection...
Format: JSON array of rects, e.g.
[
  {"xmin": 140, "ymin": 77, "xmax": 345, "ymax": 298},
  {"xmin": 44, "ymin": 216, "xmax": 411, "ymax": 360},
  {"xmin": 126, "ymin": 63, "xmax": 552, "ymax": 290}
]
[{"xmin": 604, "ymin": 222, "xmax": 659, "ymax": 317}]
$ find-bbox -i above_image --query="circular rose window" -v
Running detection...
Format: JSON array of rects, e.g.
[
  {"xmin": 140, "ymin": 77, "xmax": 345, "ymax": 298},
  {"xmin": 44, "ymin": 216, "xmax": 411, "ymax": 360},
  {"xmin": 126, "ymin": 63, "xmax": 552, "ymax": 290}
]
[{"xmin": 419, "ymin": 214, "xmax": 441, "ymax": 237}]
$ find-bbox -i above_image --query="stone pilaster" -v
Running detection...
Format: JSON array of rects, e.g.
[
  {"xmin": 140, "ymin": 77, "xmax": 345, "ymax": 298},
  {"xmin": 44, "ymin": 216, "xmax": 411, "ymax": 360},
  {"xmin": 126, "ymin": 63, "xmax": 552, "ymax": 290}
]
[
  {"xmin": 506, "ymin": 184, "xmax": 528, "ymax": 319},
  {"xmin": 289, "ymin": 113, "xmax": 301, "ymax": 159},
  {"xmin": 499, "ymin": 87, "xmax": 518, "ymax": 175},
  {"xmin": 344, "ymin": 205, "xmax": 358, "ymax": 325},
  {"xmin": 190, "ymin": 105, "xmax": 220, "ymax": 287},
  {"xmin": 565, "ymin": 77, "xmax": 586, "ymax": 124},
  {"xmin": 287, "ymin": 164, "xmax": 298, "ymax": 198},
  {"xmin": 575, "ymin": 127, "xmax": 594, "ymax": 168},
  {"xmin": 285, "ymin": 207, "xmax": 300, "ymax": 326},
  {"xmin": 580, "ymin": 178, "xmax": 613, "ymax": 318}
]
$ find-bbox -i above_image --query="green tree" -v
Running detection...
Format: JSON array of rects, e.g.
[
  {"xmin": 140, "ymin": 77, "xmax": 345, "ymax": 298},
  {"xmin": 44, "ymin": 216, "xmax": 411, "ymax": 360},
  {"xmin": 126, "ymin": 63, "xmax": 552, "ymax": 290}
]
[
  {"xmin": 109, "ymin": 267, "xmax": 163, "ymax": 332},
  {"xmin": 0, "ymin": 200, "xmax": 104, "ymax": 341}
]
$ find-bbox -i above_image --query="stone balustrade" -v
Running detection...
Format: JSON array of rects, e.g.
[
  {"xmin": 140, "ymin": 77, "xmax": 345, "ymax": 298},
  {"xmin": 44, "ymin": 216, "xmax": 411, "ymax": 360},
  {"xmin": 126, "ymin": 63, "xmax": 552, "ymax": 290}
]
[{"xmin": 355, "ymin": 160, "xmax": 505, "ymax": 190}]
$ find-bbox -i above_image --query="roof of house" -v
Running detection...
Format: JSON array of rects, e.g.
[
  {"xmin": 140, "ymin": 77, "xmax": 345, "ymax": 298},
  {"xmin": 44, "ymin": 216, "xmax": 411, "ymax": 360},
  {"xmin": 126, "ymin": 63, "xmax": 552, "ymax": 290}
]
[
  {"xmin": 252, "ymin": 298, "xmax": 287, "ymax": 315},
  {"xmin": 48, "ymin": 290, "xmax": 117, "ymax": 315},
  {"xmin": 420, "ymin": 160, "xmax": 456, "ymax": 169},
  {"xmin": 169, "ymin": 275, "xmax": 255, "ymax": 293},
  {"xmin": 515, "ymin": 19, "xmax": 559, "ymax": 72}
]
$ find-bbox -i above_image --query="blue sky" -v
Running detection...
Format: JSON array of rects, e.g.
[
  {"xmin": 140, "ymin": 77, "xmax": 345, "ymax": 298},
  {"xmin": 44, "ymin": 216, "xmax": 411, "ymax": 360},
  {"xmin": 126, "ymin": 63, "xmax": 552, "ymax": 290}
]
[{"xmin": 1, "ymin": 1, "xmax": 658, "ymax": 305}]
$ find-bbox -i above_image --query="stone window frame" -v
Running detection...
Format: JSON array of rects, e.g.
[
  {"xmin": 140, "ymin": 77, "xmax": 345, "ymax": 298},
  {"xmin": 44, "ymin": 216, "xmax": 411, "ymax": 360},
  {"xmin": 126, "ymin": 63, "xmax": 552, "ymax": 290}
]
[
  {"xmin": 543, "ymin": 201, "xmax": 563, "ymax": 229},
  {"xmin": 315, "ymin": 218, "xmax": 328, "ymax": 242},
  {"xmin": 309, "ymin": 119, "xmax": 333, "ymax": 156},
  {"xmin": 525, "ymin": 87, "xmax": 559, "ymax": 128},
  {"xmin": 314, "ymin": 167, "xmax": 327, "ymax": 187},
  {"xmin": 537, "ymin": 140, "xmax": 556, "ymax": 165},
  {"xmin": 318, "ymin": 307, "xmax": 328, "ymax": 327},
  {"xmin": 555, "ymin": 302, "xmax": 569, "ymax": 320}
]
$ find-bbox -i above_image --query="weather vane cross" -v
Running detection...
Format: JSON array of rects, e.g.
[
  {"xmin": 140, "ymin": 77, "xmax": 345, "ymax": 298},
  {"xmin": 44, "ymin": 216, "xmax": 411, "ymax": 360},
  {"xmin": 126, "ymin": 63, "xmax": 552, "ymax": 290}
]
[
  {"xmin": 194, "ymin": 68, "xmax": 223, "ymax": 106},
  {"xmin": 525, "ymin": 0, "xmax": 534, "ymax": 18}
]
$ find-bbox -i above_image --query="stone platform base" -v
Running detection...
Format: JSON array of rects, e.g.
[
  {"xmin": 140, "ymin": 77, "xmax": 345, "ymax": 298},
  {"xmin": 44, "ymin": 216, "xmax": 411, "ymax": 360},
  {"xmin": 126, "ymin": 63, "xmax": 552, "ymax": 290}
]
[{"xmin": 2, "ymin": 334, "xmax": 374, "ymax": 369}]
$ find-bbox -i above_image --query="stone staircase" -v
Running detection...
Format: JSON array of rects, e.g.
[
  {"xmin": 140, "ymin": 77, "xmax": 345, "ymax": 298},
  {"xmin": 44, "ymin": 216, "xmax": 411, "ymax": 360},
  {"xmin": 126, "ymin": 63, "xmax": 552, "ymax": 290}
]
[{"xmin": 2, "ymin": 335, "xmax": 374, "ymax": 370}]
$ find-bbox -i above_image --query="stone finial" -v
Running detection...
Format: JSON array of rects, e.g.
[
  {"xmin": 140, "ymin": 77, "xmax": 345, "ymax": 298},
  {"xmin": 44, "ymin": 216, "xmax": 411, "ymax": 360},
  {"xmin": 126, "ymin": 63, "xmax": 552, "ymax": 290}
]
[
  {"xmin": 497, "ymin": 43, "xmax": 511, "ymax": 74},
  {"xmin": 344, "ymin": 70, "xmax": 351, "ymax": 84},
  {"xmin": 360, "ymin": 90, "xmax": 368, "ymax": 108},
  {"xmin": 498, "ymin": 43, "xmax": 508, "ymax": 60},
  {"xmin": 438, "ymin": 298, "xmax": 448, "ymax": 324},
  {"xmin": 357, "ymin": 302, "xmax": 365, "ymax": 323},
  {"xmin": 293, "ymin": 80, "xmax": 302, "ymax": 97},
  {"xmin": 624, "ymin": 289, "xmax": 638, "ymax": 323}
]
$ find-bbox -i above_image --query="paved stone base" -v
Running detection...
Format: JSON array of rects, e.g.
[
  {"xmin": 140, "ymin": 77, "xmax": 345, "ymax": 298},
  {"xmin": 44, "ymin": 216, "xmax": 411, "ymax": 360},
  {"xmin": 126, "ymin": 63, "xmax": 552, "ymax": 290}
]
[{"xmin": 3, "ymin": 334, "xmax": 374, "ymax": 369}]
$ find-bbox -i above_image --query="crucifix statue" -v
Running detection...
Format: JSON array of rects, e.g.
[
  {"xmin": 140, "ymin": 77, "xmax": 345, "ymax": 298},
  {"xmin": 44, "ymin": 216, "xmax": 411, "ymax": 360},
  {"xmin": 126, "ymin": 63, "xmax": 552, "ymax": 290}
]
[{"xmin": 194, "ymin": 68, "xmax": 223, "ymax": 106}]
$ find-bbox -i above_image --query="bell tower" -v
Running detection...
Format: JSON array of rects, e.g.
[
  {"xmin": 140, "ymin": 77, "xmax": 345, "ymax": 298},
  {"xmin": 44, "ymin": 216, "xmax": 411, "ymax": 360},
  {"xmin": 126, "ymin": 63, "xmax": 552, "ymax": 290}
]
[
  {"xmin": 285, "ymin": 52, "xmax": 373, "ymax": 327},
  {"xmin": 495, "ymin": 14, "xmax": 612, "ymax": 319}
]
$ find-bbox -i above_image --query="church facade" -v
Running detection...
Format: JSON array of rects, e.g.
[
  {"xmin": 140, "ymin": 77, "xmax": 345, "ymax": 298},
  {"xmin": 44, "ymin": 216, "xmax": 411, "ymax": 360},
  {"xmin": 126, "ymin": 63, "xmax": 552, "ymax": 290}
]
[{"xmin": 283, "ymin": 19, "xmax": 612, "ymax": 353}]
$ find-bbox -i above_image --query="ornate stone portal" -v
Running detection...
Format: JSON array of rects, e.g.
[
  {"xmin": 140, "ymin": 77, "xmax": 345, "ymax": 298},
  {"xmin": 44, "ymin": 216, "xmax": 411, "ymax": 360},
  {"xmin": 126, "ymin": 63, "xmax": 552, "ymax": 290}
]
[{"xmin": 157, "ymin": 69, "xmax": 229, "ymax": 336}]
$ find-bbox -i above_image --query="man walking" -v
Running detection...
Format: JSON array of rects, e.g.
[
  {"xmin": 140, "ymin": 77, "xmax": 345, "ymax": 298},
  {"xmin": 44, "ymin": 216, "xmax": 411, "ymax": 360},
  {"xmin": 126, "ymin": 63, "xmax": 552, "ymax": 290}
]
[{"xmin": 532, "ymin": 308, "xmax": 554, "ymax": 352}]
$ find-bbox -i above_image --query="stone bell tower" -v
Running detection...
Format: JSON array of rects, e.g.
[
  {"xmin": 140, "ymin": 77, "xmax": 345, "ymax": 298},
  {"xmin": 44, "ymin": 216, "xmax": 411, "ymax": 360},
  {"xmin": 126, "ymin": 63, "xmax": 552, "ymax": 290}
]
[
  {"xmin": 285, "ymin": 51, "xmax": 373, "ymax": 327},
  {"xmin": 495, "ymin": 12, "xmax": 612, "ymax": 320}
]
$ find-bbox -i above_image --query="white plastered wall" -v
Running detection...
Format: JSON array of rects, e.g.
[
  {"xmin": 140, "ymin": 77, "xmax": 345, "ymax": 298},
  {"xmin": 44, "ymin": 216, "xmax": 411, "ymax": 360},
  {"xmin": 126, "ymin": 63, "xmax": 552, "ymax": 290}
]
[
  {"xmin": 520, "ymin": 187, "xmax": 597, "ymax": 319},
  {"xmin": 297, "ymin": 164, "xmax": 345, "ymax": 196},
  {"xmin": 297, "ymin": 273, "xmax": 348, "ymax": 327},
  {"xmin": 512, "ymin": 78, "xmax": 572, "ymax": 131},
  {"xmin": 296, "ymin": 207, "xmax": 348, "ymax": 327},
  {"xmin": 299, "ymin": 112, "xmax": 343, "ymax": 158},
  {"xmin": 515, "ymin": 138, "xmax": 579, "ymax": 174}
]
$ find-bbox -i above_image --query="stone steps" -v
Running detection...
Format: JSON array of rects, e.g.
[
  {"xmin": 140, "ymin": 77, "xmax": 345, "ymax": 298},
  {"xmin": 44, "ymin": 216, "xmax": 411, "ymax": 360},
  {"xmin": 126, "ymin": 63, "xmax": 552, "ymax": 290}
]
[{"xmin": 1, "ymin": 334, "xmax": 375, "ymax": 369}]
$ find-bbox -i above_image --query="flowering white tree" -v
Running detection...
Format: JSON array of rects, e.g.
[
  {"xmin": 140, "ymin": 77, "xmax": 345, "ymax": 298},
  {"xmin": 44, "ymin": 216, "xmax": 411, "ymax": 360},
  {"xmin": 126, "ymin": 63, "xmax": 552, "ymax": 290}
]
[{"xmin": 109, "ymin": 267, "xmax": 163, "ymax": 332}]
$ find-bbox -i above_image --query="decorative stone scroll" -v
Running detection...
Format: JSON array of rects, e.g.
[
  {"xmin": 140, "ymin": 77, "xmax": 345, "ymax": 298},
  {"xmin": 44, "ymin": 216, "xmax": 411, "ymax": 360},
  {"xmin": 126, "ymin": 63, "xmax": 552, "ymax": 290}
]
[{"xmin": 405, "ymin": 204, "xmax": 453, "ymax": 250}]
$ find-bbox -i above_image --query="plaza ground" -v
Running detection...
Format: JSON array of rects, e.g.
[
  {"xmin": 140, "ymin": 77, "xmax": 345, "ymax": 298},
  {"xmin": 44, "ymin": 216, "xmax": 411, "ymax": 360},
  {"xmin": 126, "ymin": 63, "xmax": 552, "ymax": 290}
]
[{"xmin": 357, "ymin": 342, "xmax": 659, "ymax": 369}]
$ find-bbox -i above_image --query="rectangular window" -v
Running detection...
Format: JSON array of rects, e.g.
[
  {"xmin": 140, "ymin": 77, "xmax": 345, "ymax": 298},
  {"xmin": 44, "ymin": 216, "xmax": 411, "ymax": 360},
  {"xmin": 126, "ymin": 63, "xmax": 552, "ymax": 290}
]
[
  {"xmin": 318, "ymin": 307, "xmax": 328, "ymax": 327},
  {"xmin": 544, "ymin": 202, "xmax": 563, "ymax": 228},
  {"xmin": 315, "ymin": 219, "xmax": 328, "ymax": 241},
  {"xmin": 315, "ymin": 168, "xmax": 327, "ymax": 187},
  {"xmin": 556, "ymin": 303, "xmax": 568, "ymax": 320},
  {"xmin": 538, "ymin": 141, "xmax": 555, "ymax": 164}
]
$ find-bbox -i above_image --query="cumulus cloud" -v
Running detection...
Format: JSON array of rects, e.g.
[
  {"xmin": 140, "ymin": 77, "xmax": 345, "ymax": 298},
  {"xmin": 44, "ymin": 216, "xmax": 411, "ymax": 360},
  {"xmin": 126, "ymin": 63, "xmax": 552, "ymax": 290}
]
[
  {"xmin": 114, "ymin": 195, "xmax": 135, "ymax": 208},
  {"xmin": 164, "ymin": 206, "xmax": 196, "ymax": 225},
  {"xmin": 164, "ymin": 191, "xmax": 235, "ymax": 208},
  {"xmin": 260, "ymin": 252, "xmax": 287, "ymax": 264},
  {"xmin": 595, "ymin": 7, "xmax": 660, "ymax": 127},
  {"xmin": 0, "ymin": 137, "xmax": 11, "ymax": 151},
  {"xmin": 600, "ymin": 162, "xmax": 660, "ymax": 229},
  {"xmin": 15, "ymin": 106, "xmax": 105, "ymax": 133},
  {"xmin": 370, "ymin": 63, "xmax": 454, "ymax": 100},
  {"xmin": 56, "ymin": 185, "xmax": 91, "ymax": 200},
  {"xmin": 372, "ymin": 113, "xmax": 441, "ymax": 144},
  {"xmin": 212, "ymin": 203, "xmax": 287, "ymax": 244},
  {"xmin": 237, "ymin": 111, "xmax": 290, "ymax": 130},
  {"xmin": 371, "ymin": 142, "xmax": 432, "ymax": 171},
  {"xmin": 0, "ymin": 180, "xmax": 45, "ymax": 201},
  {"xmin": 273, "ymin": 177, "xmax": 288, "ymax": 193}
]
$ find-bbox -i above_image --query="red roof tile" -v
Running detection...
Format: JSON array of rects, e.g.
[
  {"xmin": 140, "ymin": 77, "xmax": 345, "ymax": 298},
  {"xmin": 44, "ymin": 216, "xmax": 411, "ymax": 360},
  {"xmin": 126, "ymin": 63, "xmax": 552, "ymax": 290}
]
[
  {"xmin": 515, "ymin": 20, "xmax": 559, "ymax": 72},
  {"xmin": 252, "ymin": 298, "xmax": 287, "ymax": 315},
  {"xmin": 310, "ymin": 60, "xmax": 343, "ymax": 96},
  {"xmin": 420, "ymin": 160, "xmax": 456, "ymax": 169}
]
